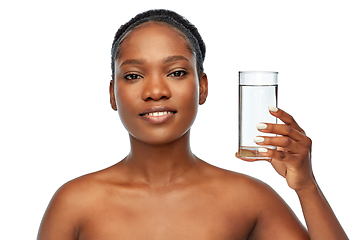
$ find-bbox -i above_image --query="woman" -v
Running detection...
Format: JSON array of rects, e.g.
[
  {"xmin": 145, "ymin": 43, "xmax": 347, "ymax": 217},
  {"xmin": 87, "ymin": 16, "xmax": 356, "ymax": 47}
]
[{"xmin": 37, "ymin": 9, "xmax": 348, "ymax": 239}]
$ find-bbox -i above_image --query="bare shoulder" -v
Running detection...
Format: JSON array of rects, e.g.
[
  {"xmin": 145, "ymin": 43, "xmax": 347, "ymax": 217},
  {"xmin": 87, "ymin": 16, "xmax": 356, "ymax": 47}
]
[
  {"xmin": 37, "ymin": 167, "xmax": 115, "ymax": 240},
  {"xmin": 196, "ymin": 160, "xmax": 280, "ymax": 217},
  {"xmin": 49, "ymin": 168, "xmax": 106, "ymax": 203},
  {"xmin": 199, "ymin": 160, "xmax": 309, "ymax": 239},
  {"xmin": 200, "ymin": 159, "xmax": 294, "ymax": 206},
  {"xmin": 204, "ymin": 163, "xmax": 288, "ymax": 215},
  {"xmin": 200, "ymin": 160, "xmax": 277, "ymax": 198}
]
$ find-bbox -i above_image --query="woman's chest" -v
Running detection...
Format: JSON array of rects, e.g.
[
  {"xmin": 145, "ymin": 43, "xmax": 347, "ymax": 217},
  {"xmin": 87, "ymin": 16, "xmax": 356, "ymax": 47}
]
[{"xmin": 78, "ymin": 189, "xmax": 255, "ymax": 240}]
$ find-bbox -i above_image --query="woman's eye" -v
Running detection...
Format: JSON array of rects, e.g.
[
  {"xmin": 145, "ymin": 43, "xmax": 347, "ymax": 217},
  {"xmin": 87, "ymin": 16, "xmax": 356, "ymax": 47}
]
[
  {"xmin": 169, "ymin": 70, "xmax": 187, "ymax": 77},
  {"xmin": 124, "ymin": 74, "xmax": 142, "ymax": 80}
]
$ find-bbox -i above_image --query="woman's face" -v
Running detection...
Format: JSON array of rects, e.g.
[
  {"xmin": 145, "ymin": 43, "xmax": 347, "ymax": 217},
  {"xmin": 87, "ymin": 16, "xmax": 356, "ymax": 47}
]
[{"xmin": 110, "ymin": 22, "xmax": 207, "ymax": 145}]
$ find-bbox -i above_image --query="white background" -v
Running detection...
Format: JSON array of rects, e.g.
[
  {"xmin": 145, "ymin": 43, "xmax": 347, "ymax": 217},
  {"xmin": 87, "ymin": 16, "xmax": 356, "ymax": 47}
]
[{"xmin": 1, "ymin": 0, "xmax": 359, "ymax": 239}]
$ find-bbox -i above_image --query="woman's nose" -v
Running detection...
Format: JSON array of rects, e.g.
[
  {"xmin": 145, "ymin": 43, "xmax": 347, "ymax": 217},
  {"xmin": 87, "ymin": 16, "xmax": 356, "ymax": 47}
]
[{"xmin": 141, "ymin": 76, "xmax": 171, "ymax": 101}]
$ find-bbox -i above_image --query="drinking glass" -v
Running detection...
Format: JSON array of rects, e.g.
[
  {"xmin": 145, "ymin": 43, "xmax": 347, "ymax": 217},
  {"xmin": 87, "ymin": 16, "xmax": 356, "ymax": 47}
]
[{"xmin": 238, "ymin": 71, "xmax": 278, "ymax": 160}]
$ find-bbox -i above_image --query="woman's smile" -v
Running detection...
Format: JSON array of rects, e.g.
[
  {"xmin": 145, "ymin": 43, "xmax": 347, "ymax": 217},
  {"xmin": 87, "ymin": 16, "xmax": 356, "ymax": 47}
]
[{"xmin": 139, "ymin": 105, "xmax": 177, "ymax": 124}]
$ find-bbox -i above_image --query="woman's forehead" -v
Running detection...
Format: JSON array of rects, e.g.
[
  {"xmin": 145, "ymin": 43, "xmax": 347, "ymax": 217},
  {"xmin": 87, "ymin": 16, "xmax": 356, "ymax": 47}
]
[{"xmin": 117, "ymin": 23, "xmax": 195, "ymax": 64}]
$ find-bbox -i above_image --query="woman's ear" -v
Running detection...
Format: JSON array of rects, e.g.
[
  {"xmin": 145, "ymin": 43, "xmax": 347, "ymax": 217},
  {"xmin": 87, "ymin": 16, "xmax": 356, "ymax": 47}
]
[
  {"xmin": 199, "ymin": 73, "xmax": 208, "ymax": 105},
  {"xmin": 109, "ymin": 80, "xmax": 117, "ymax": 111}
]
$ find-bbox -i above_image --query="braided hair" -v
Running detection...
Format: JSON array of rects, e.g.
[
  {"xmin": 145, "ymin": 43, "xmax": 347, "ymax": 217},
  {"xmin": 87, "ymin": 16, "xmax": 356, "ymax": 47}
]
[{"xmin": 111, "ymin": 9, "xmax": 206, "ymax": 80}]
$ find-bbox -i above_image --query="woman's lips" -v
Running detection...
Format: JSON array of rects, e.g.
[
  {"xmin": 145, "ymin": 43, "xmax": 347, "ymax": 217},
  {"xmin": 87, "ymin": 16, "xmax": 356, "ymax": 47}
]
[{"xmin": 139, "ymin": 106, "xmax": 177, "ymax": 124}]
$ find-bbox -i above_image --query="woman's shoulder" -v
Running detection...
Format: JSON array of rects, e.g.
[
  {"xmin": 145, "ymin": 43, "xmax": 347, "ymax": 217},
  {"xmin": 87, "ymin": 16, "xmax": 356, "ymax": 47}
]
[
  {"xmin": 200, "ymin": 160, "xmax": 281, "ymax": 201},
  {"xmin": 49, "ymin": 166, "xmax": 119, "ymax": 209},
  {"xmin": 197, "ymin": 160, "xmax": 292, "ymax": 224},
  {"xmin": 38, "ymin": 165, "xmax": 126, "ymax": 238}
]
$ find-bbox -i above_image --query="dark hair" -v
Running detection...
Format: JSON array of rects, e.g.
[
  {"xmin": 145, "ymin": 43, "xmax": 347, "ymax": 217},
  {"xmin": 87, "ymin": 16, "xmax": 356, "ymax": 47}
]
[{"xmin": 111, "ymin": 9, "xmax": 206, "ymax": 80}]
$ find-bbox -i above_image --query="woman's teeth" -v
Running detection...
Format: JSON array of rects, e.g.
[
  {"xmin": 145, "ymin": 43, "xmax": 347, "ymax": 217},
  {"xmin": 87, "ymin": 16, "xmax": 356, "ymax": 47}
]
[{"xmin": 144, "ymin": 111, "xmax": 174, "ymax": 117}]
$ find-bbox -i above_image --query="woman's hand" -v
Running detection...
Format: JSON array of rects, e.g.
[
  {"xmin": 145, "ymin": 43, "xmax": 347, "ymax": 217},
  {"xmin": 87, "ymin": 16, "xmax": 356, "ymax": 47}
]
[
  {"xmin": 236, "ymin": 107, "xmax": 316, "ymax": 192},
  {"xmin": 236, "ymin": 107, "xmax": 349, "ymax": 239}
]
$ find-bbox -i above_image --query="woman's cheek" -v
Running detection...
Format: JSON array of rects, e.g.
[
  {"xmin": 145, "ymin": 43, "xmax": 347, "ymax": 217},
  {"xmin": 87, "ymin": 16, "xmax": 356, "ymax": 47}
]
[
  {"xmin": 115, "ymin": 88, "xmax": 138, "ymax": 129},
  {"xmin": 177, "ymin": 82, "xmax": 200, "ymax": 122}
]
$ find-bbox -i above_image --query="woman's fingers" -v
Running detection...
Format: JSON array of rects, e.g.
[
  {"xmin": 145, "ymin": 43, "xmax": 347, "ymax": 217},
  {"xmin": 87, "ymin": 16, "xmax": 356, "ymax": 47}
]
[
  {"xmin": 254, "ymin": 136, "xmax": 301, "ymax": 154},
  {"xmin": 253, "ymin": 107, "xmax": 311, "ymax": 163},
  {"xmin": 236, "ymin": 107, "xmax": 314, "ymax": 190},
  {"xmin": 257, "ymin": 148, "xmax": 303, "ymax": 176},
  {"xmin": 256, "ymin": 123, "xmax": 312, "ymax": 149},
  {"xmin": 268, "ymin": 107, "xmax": 305, "ymax": 134},
  {"xmin": 257, "ymin": 123, "xmax": 303, "ymax": 140},
  {"xmin": 258, "ymin": 147, "xmax": 289, "ymax": 162}
]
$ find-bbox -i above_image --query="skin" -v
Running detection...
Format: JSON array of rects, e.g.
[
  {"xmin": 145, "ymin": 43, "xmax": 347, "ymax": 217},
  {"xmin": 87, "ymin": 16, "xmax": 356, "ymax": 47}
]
[{"xmin": 37, "ymin": 22, "xmax": 348, "ymax": 240}]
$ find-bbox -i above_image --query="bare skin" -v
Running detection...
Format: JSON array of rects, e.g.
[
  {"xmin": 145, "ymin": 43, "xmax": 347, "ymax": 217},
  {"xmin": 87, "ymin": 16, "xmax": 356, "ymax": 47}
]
[{"xmin": 38, "ymin": 22, "xmax": 348, "ymax": 240}]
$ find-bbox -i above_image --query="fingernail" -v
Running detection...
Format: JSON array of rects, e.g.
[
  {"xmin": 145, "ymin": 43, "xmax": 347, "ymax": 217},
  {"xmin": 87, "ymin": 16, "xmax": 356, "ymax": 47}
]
[
  {"xmin": 254, "ymin": 137, "xmax": 265, "ymax": 143},
  {"xmin": 268, "ymin": 106, "xmax": 278, "ymax": 112},
  {"xmin": 258, "ymin": 147, "xmax": 268, "ymax": 153},
  {"xmin": 256, "ymin": 123, "xmax": 267, "ymax": 130}
]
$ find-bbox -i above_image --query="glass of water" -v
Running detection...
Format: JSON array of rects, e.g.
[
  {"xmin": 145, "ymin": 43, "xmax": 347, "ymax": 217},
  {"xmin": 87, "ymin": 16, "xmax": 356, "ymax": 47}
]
[{"xmin": 238, "ymin": 71, "xmax": 278, "ymax": 160}]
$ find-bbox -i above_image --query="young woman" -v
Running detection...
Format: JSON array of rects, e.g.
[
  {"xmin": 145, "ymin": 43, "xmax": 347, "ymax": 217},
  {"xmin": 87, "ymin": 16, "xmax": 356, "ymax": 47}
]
[{"xmin": 37, "ymin": 9, "xmax": 348, "ymax": 240}]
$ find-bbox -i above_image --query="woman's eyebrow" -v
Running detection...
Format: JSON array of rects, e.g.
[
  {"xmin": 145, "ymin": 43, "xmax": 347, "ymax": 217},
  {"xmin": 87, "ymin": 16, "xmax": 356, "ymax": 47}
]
[
  {"xmin": 163, "ymin": 55, "xmax": 189, "ymax": 64},
  {"xmin": 119, "ymin": 56, "xmax": 189, "ymax": 68},
  {"xmin": 120, "ymin": 59, "xmax": 145, "ymax": 67}
]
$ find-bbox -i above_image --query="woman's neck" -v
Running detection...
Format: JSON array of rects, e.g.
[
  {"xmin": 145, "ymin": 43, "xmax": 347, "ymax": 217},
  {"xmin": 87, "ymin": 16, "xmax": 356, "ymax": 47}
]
[{"xmin": 122, "ymin": 131, "xmax": 199, "ymax": 187}]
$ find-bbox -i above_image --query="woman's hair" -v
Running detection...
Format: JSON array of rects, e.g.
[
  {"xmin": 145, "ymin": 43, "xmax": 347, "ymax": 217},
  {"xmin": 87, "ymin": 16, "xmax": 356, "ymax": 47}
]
[{"xmin": 111, "ymin": 9, "xmax": 206, "ymax": 80}]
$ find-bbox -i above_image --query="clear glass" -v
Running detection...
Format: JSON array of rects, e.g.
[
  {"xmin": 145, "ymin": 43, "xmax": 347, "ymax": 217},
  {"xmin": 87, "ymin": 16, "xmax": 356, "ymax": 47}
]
[{"xmin": 238, "ymin": 71, "xmax": 278, "ymax": 160}]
